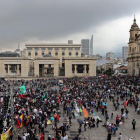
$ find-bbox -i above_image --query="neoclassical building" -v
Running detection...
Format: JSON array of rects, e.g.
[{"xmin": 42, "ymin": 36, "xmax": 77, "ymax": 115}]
[
  {"xmin": 127, "ymin": 17, "xmax": 140, "ymax": 76},
  {"xmin": 0, "ymin": 41, "xmax": 96, "ymax": 78}
]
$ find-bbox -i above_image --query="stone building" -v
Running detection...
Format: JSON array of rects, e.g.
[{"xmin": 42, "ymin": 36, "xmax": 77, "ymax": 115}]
[
  {"xmin": 23, "ymin": 40, "xmax": 81, "ymax": 67},
  {"xmin": 0, "ymin": 41, "xmax": 96, "ymax": 78},
  {"xmin": 106, "ymin": 52, "xmax": 115, "ymax": 60},
  {"xmin": 127, "ymin": 16, "xmax": 140, "ymax": 76}
]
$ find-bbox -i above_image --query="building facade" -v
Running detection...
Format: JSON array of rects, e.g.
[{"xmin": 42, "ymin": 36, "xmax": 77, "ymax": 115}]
[
  {"xmin": 0, "ymin": 41, "xmax": 96, "ymax": 78},
  {"xmin": 127, "ymin": 17, "xmax": 140, "ymax": 76},
  {"xmin": 81, "ymin": 39, "xmax": 90, "ymax": 55},
  {"xmin": 23, "ymin": 40, "xmax": 81, "ymax": 67},
  {"xmin": 106, "ymin": 52, "xmax": 115, "ymax": 60},
  {"xmin": 89, "ymin": 35, "xmax": 93, "ymax": 55},
  {"xmin": 122, "ymin": 46, "xmax": 128, "ymax": 59}
]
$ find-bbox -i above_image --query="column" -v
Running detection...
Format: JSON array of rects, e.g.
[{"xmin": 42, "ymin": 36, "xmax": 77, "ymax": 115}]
[
  {"xmin": 17, "ymin": 65, "xmax": 19, "ymax": 75},
  {"xmin": 84, "ymin": 65, "xmax": 86, "ymax": 76},
  {"xmin": 8, "ymin": 64, "xmax": 10, "ymax": 75},
  {"xmin": 54, "ymin": 61, "xmax": 59, "ymax": 76},
  {"xmin": 74, "ymin": 65, "xmax": 77, "ymax": 75}
]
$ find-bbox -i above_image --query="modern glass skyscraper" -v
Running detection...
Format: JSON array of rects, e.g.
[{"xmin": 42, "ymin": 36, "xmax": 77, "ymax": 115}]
[
  {"xmin": 90, "ymin": 35, "xmax": 93, "ymax": 55},
  {"xmin": 122, "ymin": 46, "xmax": 128, "ymax": 59},
  {"xmin": 81, "ymin": 39, "xmax": 90, "ymax": 55}
]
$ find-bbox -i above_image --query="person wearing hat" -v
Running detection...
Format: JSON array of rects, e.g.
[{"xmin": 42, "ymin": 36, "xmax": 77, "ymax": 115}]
[
  {"xmin": 48, "ymin": 135, "xmax": 51, "ymax": 140},
  {"xmin": 35, "ymin": 134, "xmax": 39, "ymax": 140}
]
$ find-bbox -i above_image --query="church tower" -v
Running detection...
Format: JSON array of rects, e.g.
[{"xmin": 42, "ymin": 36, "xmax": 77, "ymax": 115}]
[
  {"xmin": 129, "ymin": 16, "xmax": 140, "ymax": 42},
  {"xmin": 128, "ymin": 16, "xmax": 140, "ymax": 76},
  {"xmin": 129, "ymin": 16, "xmax": 140, "ymax": 55}
]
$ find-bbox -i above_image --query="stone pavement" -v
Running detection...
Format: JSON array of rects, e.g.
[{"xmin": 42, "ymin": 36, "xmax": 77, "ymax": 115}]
[
  {"xmin": 45, "ymin": 97, "xmax": 140, "ymax": 140},
  {"xmin": 13, "ymin": 84, "xmax": 140, "ymax": 140}
]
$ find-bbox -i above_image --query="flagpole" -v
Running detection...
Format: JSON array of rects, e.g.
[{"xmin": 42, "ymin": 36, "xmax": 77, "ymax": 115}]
[{"xmin": 10, "ymin": 87, "xmax": 16, "ymax": 137}]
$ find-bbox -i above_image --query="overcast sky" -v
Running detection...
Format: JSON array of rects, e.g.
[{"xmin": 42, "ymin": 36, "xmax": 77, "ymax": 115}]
[{"xmin": 1, "ymin": 0, "xmax": 140, "ymax": 56}]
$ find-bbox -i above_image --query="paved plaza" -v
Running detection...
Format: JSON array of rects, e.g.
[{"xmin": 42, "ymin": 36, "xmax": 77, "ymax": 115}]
[
  {"xmin": 43, "ymin": 96, "xmax": 140, "ymax": 140},
  {"xmin": 9, "ymin": 78, "xmax": 140, "ymax": 140}
]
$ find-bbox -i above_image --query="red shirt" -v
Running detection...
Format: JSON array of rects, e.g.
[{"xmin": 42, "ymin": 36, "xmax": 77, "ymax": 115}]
[{"xmin": 116, "ymin": 116, "xmax": 119, "ymax": 120}]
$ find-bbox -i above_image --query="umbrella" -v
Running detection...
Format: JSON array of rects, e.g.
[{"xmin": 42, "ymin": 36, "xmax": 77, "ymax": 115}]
[
  {"xmin": 50, "ymin": 117, "xmax": 54, "ymax": 121},
  {"xmin": 102, "ymin": 102, "xmax": 107, "ymax": 106},
  {"xmin": 77, "ymin": 119, "xmax": 83, "ymax": 124}
]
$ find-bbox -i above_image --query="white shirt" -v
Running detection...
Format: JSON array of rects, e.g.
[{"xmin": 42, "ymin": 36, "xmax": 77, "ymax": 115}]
[{"xmin": 22, "ymin": 136, "xmax": 26, "ymax": 140}]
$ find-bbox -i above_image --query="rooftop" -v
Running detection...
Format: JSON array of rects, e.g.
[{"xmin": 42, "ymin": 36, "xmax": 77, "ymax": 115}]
[{"xmin": 25, "ymin": 43, "xmax": 81, "ymax": 47}]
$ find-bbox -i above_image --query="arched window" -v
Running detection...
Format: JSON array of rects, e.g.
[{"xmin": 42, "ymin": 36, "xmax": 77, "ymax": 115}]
[
  {"xmin": 35, "ymin": 51, "xmax": 38, "ymax": 56},
  {"xmin": 62, "ymin": 52, "xmax": 65, "ymax": 56},
  {"xmin": 69, "ymin": 52, "xmax": 72, "ymax": 56},
  {"xmin": 130, "ymin": 47, "xmax": 131, "ymax": 53},
  {"xmin": 55, "ymin": 52, "xmax": 58, "ymax": 56}
]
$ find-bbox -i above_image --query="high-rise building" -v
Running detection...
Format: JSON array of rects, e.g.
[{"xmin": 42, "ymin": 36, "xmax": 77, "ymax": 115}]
[
  {"xmin": 90, "ymin": 35, "xmax": 93, "ymax": 55},
  {"xmin": 106, "ymin": 52, "xmax": 115, "ymax": 60},
  {"xmin": 81, "ymin": 39, "xmax": 90, "ymax": 55},
  {"xmin": 122, "ymin": 46, "xmax": 128, "ymax": 59}
]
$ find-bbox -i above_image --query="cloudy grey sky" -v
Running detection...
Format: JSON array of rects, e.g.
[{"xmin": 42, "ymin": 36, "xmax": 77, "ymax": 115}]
[{"xmin": 1, "ymin": 0, "xmax": 140, "ymax": 56}]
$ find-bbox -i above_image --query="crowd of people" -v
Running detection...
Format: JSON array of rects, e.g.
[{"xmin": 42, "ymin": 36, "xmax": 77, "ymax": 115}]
[{"xmin": 0, "ymin": 75, "xmax": 139, "ymax": 140}]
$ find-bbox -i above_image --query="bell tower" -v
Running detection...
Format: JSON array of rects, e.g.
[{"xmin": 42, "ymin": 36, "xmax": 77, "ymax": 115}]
[{"xmin": 129, "ymin": 15, "xmax": 140, "ymax": 42}]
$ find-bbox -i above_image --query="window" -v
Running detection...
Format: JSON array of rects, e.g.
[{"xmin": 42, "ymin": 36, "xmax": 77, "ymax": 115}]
[
  {"xmin": 48, "ymin": 48, "xmax": 52, "ymax": 50},
  {"xmin": 49, "ymin": 51, "xmax": 51, "ymax": 55},
  {"xmin": 28, "ymin": 51, "xmax": 31, "ymax": 56},
  {"xmin": 27, "ymin": 48, "xmax": 32, "ymax": 50},
  {"xmin": 135, "ymin": 34, "xmax": 137, "ymax": 38},
  {"xmin": 55, "ymin": 52, "xmax": 58, "ymax": 56},
  {"xmin": 62, "ymin": 48, "xmax": 66, "ymax": 50},
  {"xmin": 42, "ymin": 51, "xmax": 44, "ymax": 56},
  {"xmin": 34, "ymin": 48, "xmax": 39, "ymax": 50},
  {"xmin": 69, "ymin": 52, "xmax": 72, "ymax": 56},
  {"xmin": 55, "ymin": 48, "xmax": 59, "ymax": 50},
  {"xmin": 75, "ymin": 48, "xmax": 80, "ymax": 50},
  {"xmin": 75, "ymin": 52, "xmax": 78, "ymax": 56},
  {"xmin": 41, "ymin": 48, "xmax": 46, "ymax": 50},
  {"xmin": 62, "ymin": 63, "xmax": 65, "ymax": 67},
  {"xmin": 130, "ymin": 47, "xmax": 131, "ymax": 53},
  {"xmin": 10, "ymin": 64, "xmax": 17, "ymax": 71},
  {"xmin": 77, "ymin": 65, "xmax": 84, "ymax": 73},
  {"xmin": 62, "ymin": 52, "xmax": 65, "ymax": 56},
  {"xmin": 35, "ymin": 51, "xmax": 38, "ymax": 56},
  {"xmin": 68, "ymin": 48, "xmax": 73, "ymax": 50}
]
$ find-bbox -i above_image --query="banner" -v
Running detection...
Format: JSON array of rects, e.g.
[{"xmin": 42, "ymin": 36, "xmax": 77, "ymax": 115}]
[
  {"xmin": 1, "ymin": 126, "xmax": 12, "ymax": 140},
  {"xmin": 83, "ymin": 108, "xmax": 88, "ymax": 118}
]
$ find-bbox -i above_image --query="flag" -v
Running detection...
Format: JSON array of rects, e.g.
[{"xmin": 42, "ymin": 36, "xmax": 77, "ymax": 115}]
[
  {"xmin": 20, "ymin": 114, "xmax": 23, "ymax": 127},
  {"xmin": 1, "ymin": 126, "xmax": 12, "ymax": 140},
  {"xmin": 20, "ymin": 85, "xmax": 26, "ymax": 94},
  {"xmin": 16, "ymin": 114, "xmax": 23, "ymax": 128}
]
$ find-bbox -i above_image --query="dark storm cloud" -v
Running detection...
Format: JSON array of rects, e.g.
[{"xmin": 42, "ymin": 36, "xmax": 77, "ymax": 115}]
[{"xmin": 0, "ymin": 0, "xmax": 140, "ymax": 50}]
